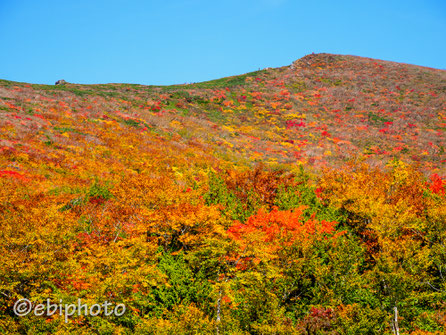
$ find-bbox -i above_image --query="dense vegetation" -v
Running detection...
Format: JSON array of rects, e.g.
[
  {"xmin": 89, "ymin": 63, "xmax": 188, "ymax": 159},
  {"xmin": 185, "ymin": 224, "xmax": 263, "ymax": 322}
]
[{"xmin": 0, "ymin": 54, "xmax": 445, "ymax": 334}]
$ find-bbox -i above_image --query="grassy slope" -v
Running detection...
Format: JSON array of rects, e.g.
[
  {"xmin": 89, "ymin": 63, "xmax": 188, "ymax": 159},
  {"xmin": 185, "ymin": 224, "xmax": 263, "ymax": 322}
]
[{"xmin": 1, "ymin": 53, "xmax": 445, "ymax": 175}]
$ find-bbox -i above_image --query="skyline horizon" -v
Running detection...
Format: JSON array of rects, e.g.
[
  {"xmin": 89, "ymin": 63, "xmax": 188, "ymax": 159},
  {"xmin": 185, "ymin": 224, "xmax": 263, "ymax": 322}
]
[{"xmin": 2, "ymin": 52, "xmax": 446, "ymax": 86}]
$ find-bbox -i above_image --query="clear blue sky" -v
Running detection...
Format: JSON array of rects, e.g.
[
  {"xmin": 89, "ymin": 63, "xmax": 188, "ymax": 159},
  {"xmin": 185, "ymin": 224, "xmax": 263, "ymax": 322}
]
[{"xmin": 1, "ymin": 0, "xmax": 445, "ymax": 85}]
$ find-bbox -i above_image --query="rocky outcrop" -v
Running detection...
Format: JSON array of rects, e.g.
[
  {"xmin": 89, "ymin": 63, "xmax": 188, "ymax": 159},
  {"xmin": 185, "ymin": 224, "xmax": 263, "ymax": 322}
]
[{"xmin": 55, "ymin": 79, "xmax": 67, "ymax": 85}]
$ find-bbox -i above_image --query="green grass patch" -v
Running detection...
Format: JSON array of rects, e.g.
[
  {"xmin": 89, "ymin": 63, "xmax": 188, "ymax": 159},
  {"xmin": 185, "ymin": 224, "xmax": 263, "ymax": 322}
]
[
  {"xmin": 122, "ymin": 119, "xmax": 141, "ymax": 127},
  {"xmin": 367, "ymin": 112, "xmax": 393, "ymax": 125},
  {"xmin": 190, "ymin": 70, "xmax": 266, "ymax": 89},
  {"xmin": 53, "ymin": 126, "xmax": 86, "ymax": 135}
]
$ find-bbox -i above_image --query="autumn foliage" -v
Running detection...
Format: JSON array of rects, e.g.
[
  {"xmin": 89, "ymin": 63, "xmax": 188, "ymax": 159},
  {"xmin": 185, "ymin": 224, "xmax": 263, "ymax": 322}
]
[{"xmin": 0, "ymin": 54, "xmax": 445, "ymax": 334}]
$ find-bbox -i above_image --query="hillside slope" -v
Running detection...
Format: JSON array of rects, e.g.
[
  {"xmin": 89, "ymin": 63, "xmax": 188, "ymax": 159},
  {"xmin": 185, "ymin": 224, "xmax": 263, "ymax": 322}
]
[
  {"xmin": 1, "ymin": 53, "xmax": 445, "ymax": 174},
  {"xmin": 1, "ymin": 54, "xmax": 446, "ymax": 334}
]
